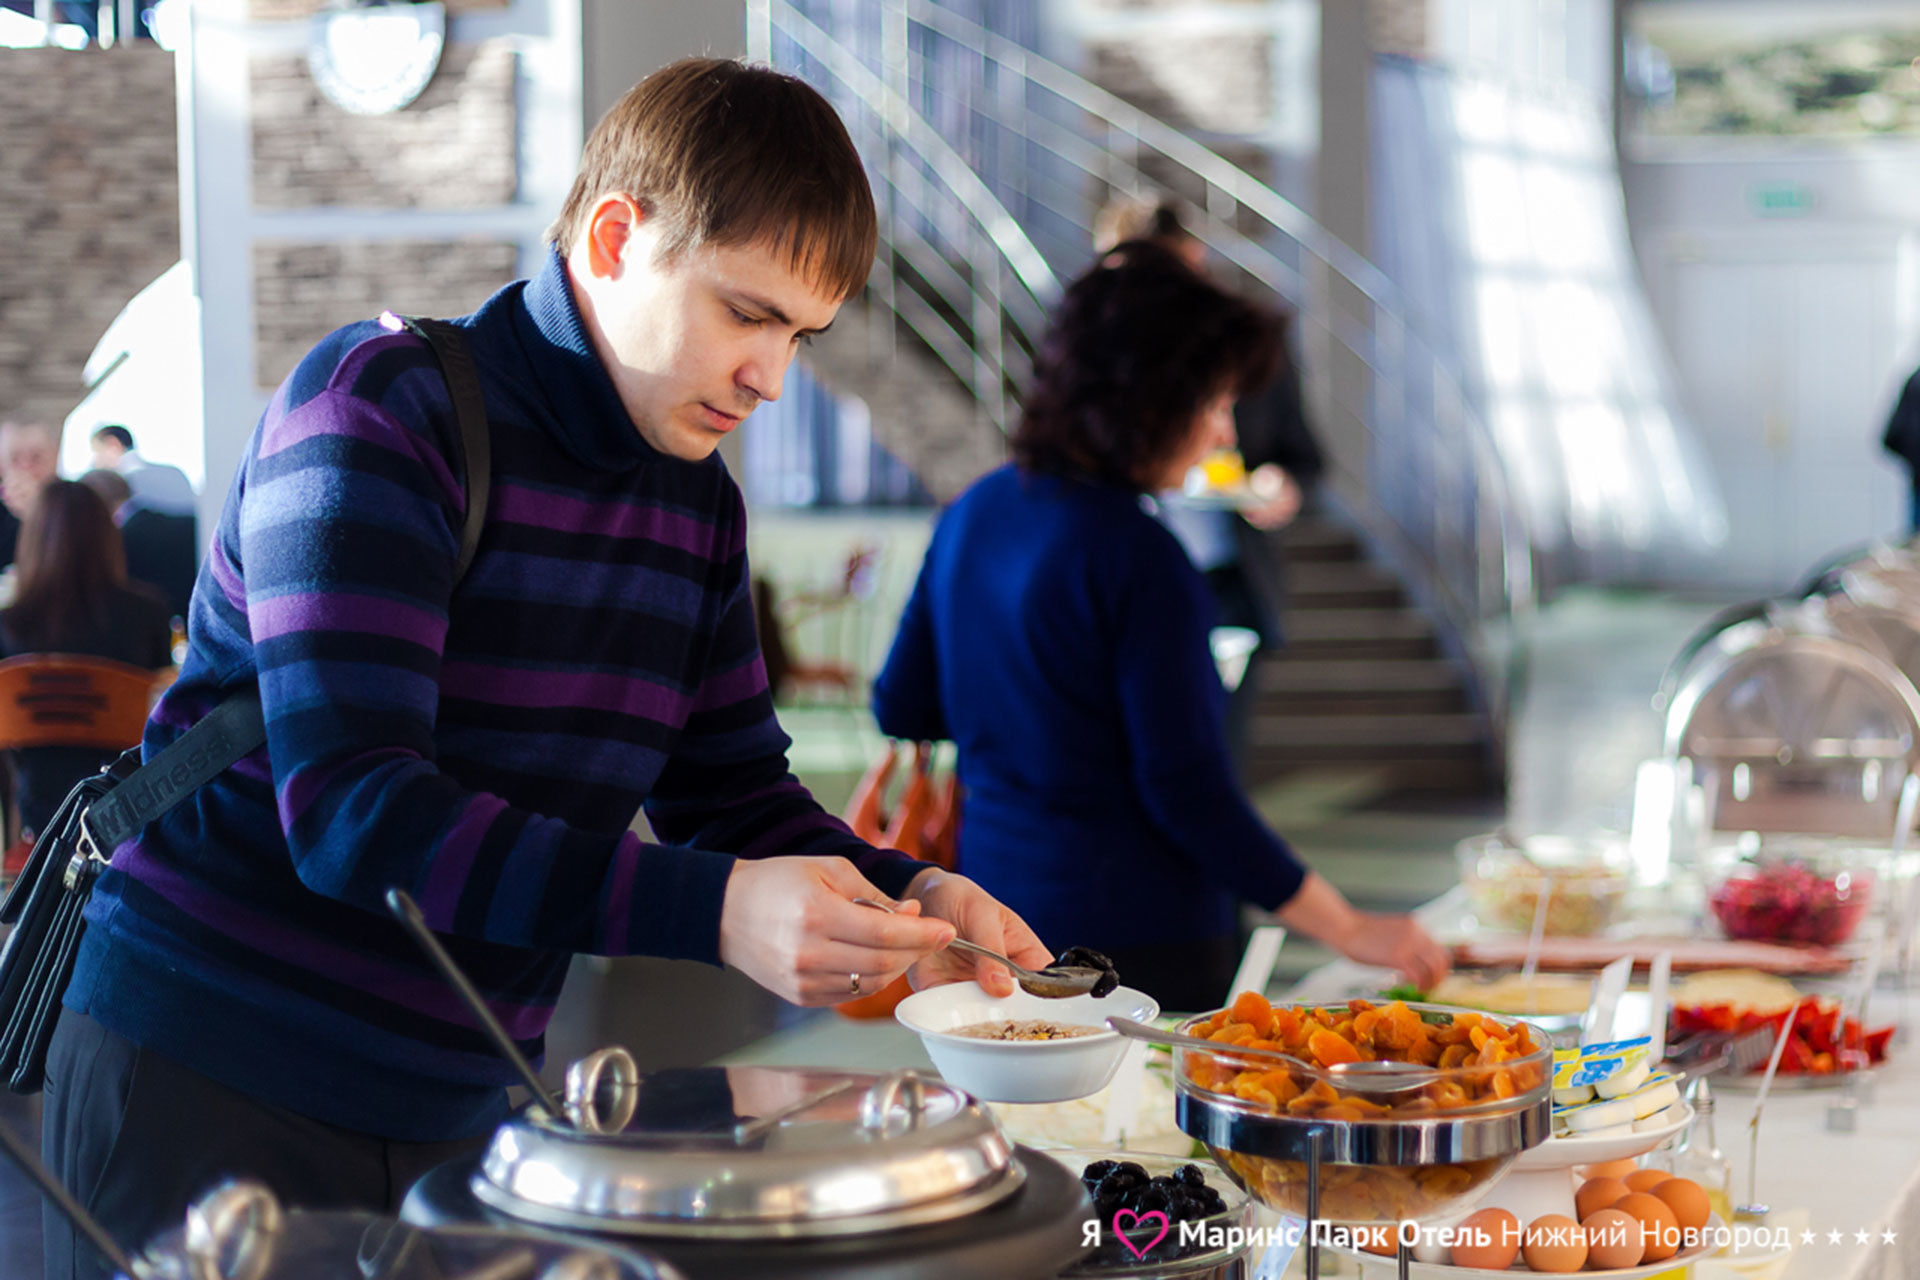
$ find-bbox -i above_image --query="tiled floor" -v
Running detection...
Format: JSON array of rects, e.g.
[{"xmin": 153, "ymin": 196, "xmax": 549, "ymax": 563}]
[{"xmin": 0, "ymin": 587, "xmax": 1735, "ymax": 1274}]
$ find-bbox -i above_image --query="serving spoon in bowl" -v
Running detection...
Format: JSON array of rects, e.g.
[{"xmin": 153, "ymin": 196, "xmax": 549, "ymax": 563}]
[
  {"xmin": 851, "ymin": 897, "xmax": 1109, "ymax": 998},
  {"xmin": 1106, "ymin": 1016, "xmax": 1440, "ymax": 1096}
]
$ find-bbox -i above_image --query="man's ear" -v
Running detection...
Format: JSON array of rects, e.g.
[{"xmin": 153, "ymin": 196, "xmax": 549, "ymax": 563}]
[{"xmin": 583, "ymin": 193, "xmax": 645, "ymax": 280}]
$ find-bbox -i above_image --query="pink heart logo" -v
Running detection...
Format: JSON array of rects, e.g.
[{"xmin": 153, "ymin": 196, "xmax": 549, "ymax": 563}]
[{"xmin": 1111, "ymin": 1208, "xmax": 1172, "ymax": 1260}]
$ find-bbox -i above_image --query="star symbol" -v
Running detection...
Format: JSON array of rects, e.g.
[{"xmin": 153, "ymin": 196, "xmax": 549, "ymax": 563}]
[
  {"xmin": 1829, "ymin": 1230, "xmax": 1845, "ymax": 1245},
  {"xmin": 1802, "ymin": 1230, "xmax": 1817, "ymax": 1244},
  {"xmin": 1856, "ymin": 1229, "xmax": 1873, "ymax": 1244},
  {"xmin": 1883, "ymin": 1229, "xmax": 1899, "ymax": 1245}
]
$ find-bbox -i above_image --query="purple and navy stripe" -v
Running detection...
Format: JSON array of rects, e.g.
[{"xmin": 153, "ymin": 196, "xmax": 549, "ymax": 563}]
[{"xmin": 66, "ymin": 249, "xmax": 925, "ymax": 1142}]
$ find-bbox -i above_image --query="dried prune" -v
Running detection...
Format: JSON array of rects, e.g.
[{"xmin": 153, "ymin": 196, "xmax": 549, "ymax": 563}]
[{"xmin": 1054, "ymin": 946, "xmax": 1121, "ymax": 998}]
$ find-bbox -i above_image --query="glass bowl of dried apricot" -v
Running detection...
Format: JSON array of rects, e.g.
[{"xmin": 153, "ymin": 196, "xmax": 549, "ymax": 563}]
[{"xmin": 1172, "ymin": 993, "xmax": 1551, "ymax": 1225}]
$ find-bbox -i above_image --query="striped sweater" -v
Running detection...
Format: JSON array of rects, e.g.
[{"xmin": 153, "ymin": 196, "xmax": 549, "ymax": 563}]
[{"xmin": 67, "ymin": 249, "xmax": 925, "ymax": 1141}]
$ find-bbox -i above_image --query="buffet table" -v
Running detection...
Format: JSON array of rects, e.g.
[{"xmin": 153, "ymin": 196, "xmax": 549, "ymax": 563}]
[{"xmin": 717, "ymin": 953, "xmax": 1920, "ymax": 1279}]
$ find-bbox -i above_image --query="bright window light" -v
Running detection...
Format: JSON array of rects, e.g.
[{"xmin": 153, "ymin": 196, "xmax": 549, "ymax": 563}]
[
  {"xmin": 1475, "ymin": 277, "xmax": 1529, "ymax": 391},
  {"xmin": 1452, "ymin": 79, "xmax": 1512, "ymax": 144},
  {"xmin": 0, "ymin": 11, "xmax": 88, "ymax": 48},
  {"xmin": 1524, "ymin": 167, "xmax": 1608, "ymax": 273},
  {"xmin": 1461, "ymin": 151, "xmax": 1528, "ymax": 266},
  {"xmin": 1533, "ymin": 280, "xmax": 1616, "ymax": 399}
]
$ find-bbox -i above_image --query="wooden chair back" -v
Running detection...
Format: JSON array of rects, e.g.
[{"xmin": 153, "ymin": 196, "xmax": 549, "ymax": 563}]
[{"xmin": 0, "ymin": 655, "xmax": 162, "ymax": 753}]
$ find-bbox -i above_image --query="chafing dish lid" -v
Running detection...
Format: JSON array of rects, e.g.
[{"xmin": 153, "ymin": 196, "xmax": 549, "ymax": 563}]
[{"xmin": 471, "ymin": 1064, "xmax": 1022, "ymax": 1238}]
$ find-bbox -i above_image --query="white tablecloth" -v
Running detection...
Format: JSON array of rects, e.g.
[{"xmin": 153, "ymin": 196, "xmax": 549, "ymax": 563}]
[{"xmin": 719, "ymin": 954, "xmax": 1920, "ymax": 1277}]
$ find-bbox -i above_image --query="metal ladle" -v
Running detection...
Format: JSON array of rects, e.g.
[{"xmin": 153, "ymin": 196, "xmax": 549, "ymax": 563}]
[{"xmin": 851, "ymin": 897, "xmax": 1106, "ymax": 998}]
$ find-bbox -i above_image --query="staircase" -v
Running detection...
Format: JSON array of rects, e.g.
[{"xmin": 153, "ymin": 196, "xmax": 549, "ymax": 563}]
[
  {"xmin": 755, "ymin": 0, "xmax": 1530, "ymax": 801},
  {"xmin": 798, "ymin": 302, "xmax": 1004, "ymax": 504},
  {"xmin": 1246, "ymin": 516, "xmax": 1502, "ymax": 796}
]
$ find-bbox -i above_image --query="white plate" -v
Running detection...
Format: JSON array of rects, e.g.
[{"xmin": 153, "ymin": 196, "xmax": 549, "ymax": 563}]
[
  {"xmin": 1337, "ymin": 1213, "xmax": 1727, "ymax": 1277},
  {"xmin": 1511, "ymin": 1103, "xmax": 1692, "ymax": 1169}
]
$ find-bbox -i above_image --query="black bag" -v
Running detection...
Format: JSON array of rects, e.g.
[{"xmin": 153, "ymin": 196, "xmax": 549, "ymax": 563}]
[{"xmin": 0, "ymin": 314, "xmax": 490, "ymax": 1094}]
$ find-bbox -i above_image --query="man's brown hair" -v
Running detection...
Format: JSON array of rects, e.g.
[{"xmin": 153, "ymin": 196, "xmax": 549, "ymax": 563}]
[{"xmin": 549, "ymin": 58, "xmax": 877, "ymax": 301}]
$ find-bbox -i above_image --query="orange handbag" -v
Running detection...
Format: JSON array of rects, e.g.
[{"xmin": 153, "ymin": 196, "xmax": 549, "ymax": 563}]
[{"xmin": 836, "ymin": 741, "xmax": 959, "ymax": 1018}]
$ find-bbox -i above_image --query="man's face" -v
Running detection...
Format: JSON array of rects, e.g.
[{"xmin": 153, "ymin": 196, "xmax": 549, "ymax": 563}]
[
  {"xmin": 572, "ymin": 205, "xmax": 844, "ymax": 462},
  {"xmin": 0, "ymin": 427, "xmax": 57, "ymax": 518},
  {"xmin": 89, "ymin": 436, "xmax": 125, "ymax": 470}
]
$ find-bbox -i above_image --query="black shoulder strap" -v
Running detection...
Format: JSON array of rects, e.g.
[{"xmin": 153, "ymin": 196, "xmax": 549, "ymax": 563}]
[
  {"xmin": 86, "ymin": 316, "xmax": 491, "ymax": 853},
  {"xmin": 398, "ymin": 315, "xmax": 492, "ymax": 584}
]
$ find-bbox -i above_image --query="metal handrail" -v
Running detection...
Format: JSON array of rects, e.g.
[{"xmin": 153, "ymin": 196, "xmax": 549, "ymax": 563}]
[
  {"xmin": 749, "ymin": 0, "xmax": 1059, "ymax": 440},
  {"xmin": 893, "ymin": 0, "xmax": 1533, "ymax": 604},
  {"xmin": 756, "ymin": 0, "xmax": 1533, "ymax": 762}
]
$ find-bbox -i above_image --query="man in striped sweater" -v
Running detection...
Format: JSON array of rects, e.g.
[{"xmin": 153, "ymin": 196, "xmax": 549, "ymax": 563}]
[{"xmin": 42, "ymin": 58, "xmax": 1051, "ymax": 1277}]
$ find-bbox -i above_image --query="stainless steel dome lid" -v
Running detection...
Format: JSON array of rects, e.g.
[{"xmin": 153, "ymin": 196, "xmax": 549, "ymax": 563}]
[
  {"xmin": 471, "ymin": 1059, "xmax": 1023, "ymax": 1239},
  {"xmin": 1663, "ymin": 603, "xmax": 1920, "ymax": 837}
]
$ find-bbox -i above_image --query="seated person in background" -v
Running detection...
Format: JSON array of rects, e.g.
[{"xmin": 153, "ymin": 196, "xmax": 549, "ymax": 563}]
[
  {"xmin": 87, "ymin": 424, "xmax": 198, "ymax": 517},
  {"xmin": 0, "ymin": 481, "xmax": 171, "ymax": 837},
  {"xmin": 872, "ymin": 242, "xmax": 1448, "ymax": 1011},
  {"xmin": 0, "ymin": 418, "xmax": 62, "ymax": 566},
  {"xmin": 79, "ymin": 468, "xmax": 198, "ymax": 621}
]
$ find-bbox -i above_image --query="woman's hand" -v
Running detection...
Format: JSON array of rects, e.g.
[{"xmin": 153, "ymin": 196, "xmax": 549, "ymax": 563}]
[
  {"xmin": 900, "ymin": 868, "xmax": 1052, "ymax": 997},
  {"xmin": 1332, "ymin": 913, "xmax": 1451, "ymax": 992},
  {"xmin": 1241, "ymin": 464, "xmax": 1302, "ymax": 530},
  {"xmin": 1275, "ymin": 871, "xmax": 1450, "ymax": 991},
  {"xmin": 718, "ymin": 856, "xmax": 955, "ymax": 1006}
]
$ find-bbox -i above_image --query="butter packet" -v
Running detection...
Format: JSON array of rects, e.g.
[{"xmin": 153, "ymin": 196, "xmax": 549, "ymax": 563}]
[
  {"xmin": 1552, "ymin": 1037, "xmax": 1649, "ymax": 1091},
  {"xmin": 1551, "ymin": 1071, "xmax": 1681, "ymax": 1135}
]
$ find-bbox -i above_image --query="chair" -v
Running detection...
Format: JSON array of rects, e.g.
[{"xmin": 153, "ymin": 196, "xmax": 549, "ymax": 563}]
[{"xmin": 0, "ymin": 655, "xmax": 166, "ymax": 853}]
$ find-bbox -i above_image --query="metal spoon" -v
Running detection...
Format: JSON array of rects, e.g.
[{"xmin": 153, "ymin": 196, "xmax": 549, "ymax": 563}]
[
  {"xmin": 1106, "ymin": 1015, "xmax": 1439, "ymax": 1095},
  {"xmin": 850, "ymin": 897, "xmax": 1107, "ymax": 998}
]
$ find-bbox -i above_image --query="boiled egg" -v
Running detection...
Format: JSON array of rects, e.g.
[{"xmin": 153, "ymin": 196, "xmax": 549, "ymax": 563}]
[
  {"xmin": 1577, "ymin": 1157, "xmax": 1639, "ymax": 1180},
  {"xmin": 1653, "ymin": 1176, "xmax": 1711, "ymax": 1233},
  {"xmin": 1582, "ymin": 1207, "xmax": 1644, "ymax": 1269},
  {"xmin": 1450, "ymin": 1207, "xmax": 1521, "ymax": 1270},
  {"xmin": 1521, "ymin": 1213, "xmax": 1588, "ymax": 1273},
  {"xmin": 1575, "ymin": 1175, "xmax": 1630, "ymax": 1220},
  {"xmin": 1615, "ymin": 1191, "xmax": 1682, "ymax": 1262}
]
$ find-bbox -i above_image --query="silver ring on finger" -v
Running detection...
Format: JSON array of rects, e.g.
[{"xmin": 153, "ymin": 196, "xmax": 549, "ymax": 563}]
[{"xmin": 849, "ymin": 972, "xmax": 862, "ymax": 997}]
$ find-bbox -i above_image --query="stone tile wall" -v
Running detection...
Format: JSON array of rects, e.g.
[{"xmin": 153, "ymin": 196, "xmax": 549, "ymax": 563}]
[
  {"xmin": 252, "ymin": 240, "xmax": 520, "ymax": 389},
  {"xmin": 0, "ymin": 47, "xmax": 178, "ymax": 429},
  {"xmin": 251, "ymin": 40, "xmax": 517, "ymax": 209}
]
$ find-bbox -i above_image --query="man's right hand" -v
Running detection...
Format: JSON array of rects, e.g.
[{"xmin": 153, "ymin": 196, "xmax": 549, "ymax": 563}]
[{"xmin": 717, "ymin": 856, "xmax": 956, "ymax": 1005}]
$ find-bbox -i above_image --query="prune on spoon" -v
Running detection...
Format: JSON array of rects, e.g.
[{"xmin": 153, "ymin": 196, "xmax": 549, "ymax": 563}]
[{"xmin": 1053, "ymin": 945, "xmax": 1120, "ymax": 998}]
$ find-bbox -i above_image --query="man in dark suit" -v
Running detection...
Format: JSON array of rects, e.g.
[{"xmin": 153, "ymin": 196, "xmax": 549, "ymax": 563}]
[
  {"xmin": 77, "ymin": 469, "xmax": 196, "ymax": 620},
  {"xmin": 1884, "ymin": 365, "xmax": 1920, "ymax": 532}
]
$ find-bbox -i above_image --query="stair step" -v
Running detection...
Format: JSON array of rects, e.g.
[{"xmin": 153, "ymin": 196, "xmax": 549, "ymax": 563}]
[
  {"xmin": 1282, "ymin": 609, "xmax": 1432, "ymax": 642},
  {"xmin": 1279, "ymin": 520, "xmax": 1364, "ymax": 563},
  {"xmin": 1256, "ymin": 658, "xmax": 1462, "ymax": 694},
  {"xmin": 1278, "ymin": 609, "xmax": 1437, "ymax": 659},
  {"xmin": 1259, "ymin": 689, "xmax": 1467, "ymax": 716},
  {"xmin": 1247, "ymin": 754, "xmax": 1502, "ymax": 796},
  {"xmin": 1287, "ymin": 562, "xmax": 1403, "ymax": 607},
  {"xmin": 1249, "ymin": 713, "xmax": 1488, "ymax": 750}
]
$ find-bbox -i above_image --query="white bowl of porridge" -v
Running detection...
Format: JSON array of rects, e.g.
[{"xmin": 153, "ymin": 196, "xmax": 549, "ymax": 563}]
[{"xmin": 895, "ymin": 980, "xmax": 1159, "ymax": 1103}]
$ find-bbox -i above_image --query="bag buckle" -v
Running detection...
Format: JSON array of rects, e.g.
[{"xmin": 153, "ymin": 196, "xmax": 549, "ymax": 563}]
[{"xmin": 61, "ymin": 808, "xmax": 109, "ymax": 891}]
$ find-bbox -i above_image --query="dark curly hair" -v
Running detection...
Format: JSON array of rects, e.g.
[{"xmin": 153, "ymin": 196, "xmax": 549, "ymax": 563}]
[{"xmin": 1010, "ymin": 241, "xmax": 1280, "ymax": 488}]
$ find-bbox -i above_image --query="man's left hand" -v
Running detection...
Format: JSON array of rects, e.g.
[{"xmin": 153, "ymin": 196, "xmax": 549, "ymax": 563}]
[{"xmin": 901, "ymin": 868, "xmax": 1051, "ymax": 997}]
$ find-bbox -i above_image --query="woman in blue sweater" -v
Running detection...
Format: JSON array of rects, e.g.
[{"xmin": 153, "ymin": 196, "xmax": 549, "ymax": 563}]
[{"xmin": 873, "ymin": 244, "xmax": 1449, "ymax": 1010}]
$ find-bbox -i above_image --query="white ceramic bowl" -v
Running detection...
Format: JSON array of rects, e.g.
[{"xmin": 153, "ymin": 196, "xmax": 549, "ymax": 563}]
[{"xmin": 894, "ymin": 981, "xmax": 1159, "ymax": 1103}]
